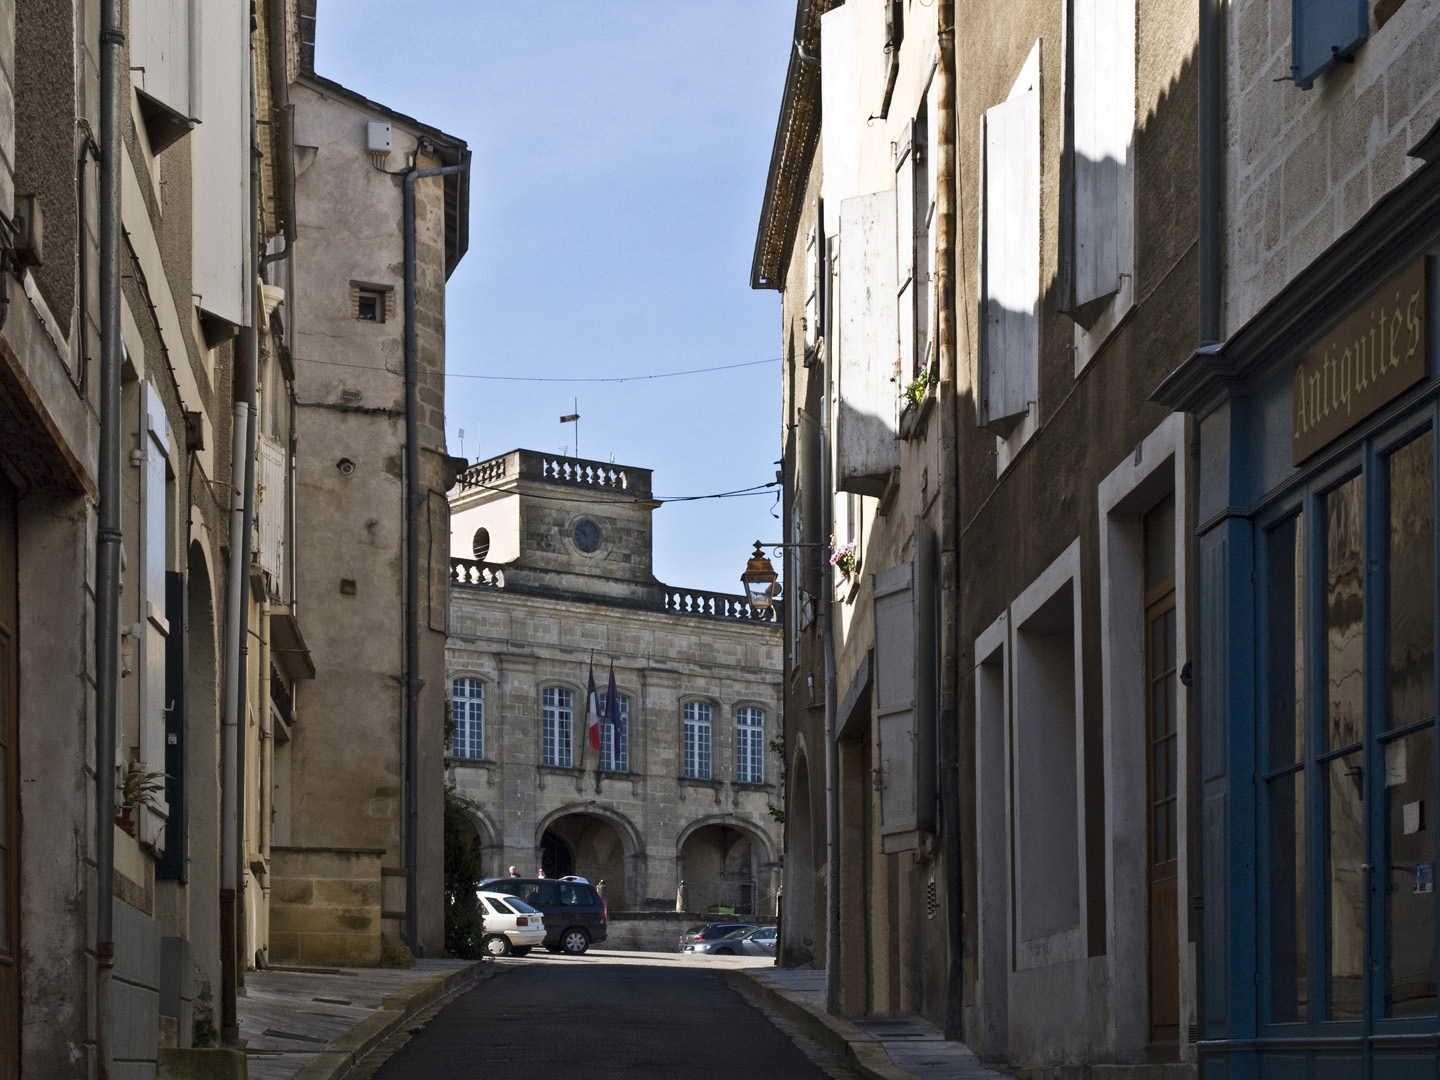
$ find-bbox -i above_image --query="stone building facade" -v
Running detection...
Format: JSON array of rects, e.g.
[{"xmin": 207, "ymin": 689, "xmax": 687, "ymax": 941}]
[{"xmin": 445, "ymin": 450, "xmax": 784, "ymax": 918}]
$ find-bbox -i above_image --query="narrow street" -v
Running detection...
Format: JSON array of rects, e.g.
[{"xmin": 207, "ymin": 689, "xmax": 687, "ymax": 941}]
[{"xmin": 356, "ymin": 954, "xmax": 855, "ymax": 1080}]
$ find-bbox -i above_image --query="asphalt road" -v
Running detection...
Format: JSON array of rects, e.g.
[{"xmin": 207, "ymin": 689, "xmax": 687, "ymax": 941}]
[{"xmin": 362, "ymin": 952, "xmax": 850, "ymax": 1079}]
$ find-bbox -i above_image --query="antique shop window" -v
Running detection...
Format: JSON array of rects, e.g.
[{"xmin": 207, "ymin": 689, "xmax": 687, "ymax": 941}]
[
  {"xmin": 683, "ymin": 701, "xmax": 712, "ymax": 780},
  {"xmin": 736, "ymin": 707, "xmax": 765, "ymax": 784},
  {"xmin": 1259, "ymin": 417, "xmax": 1440, "ymax": 1032},
  {"xmin": 451, "ymin": 678, "xmax": 484, "ymax": 760},
  {"xmin": 542, "ymin": 686, "xmax": 574, "ymax": 768}
]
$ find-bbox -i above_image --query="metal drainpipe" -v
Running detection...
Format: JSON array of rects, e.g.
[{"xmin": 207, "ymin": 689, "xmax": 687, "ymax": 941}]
[
  {"xmin": 220, "ymin": 378, "xmax": 247, "ymax": 1043},
  {"xmin": 403, "ymin": 157, "xmax": 466, "ymax": 954},
  {"xmin": 821, "ymin": 325, "xmax": 840, "ymax": 1017},
  {"xmin": 94, "ymin": 0, "xmax": 125, "ymax": 1073},
  {"xmin": 933, "ymin": 0, "xmax": 966, "ymax": 1040}
]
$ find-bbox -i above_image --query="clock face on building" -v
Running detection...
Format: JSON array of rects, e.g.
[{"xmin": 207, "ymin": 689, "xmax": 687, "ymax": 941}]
[{"xmin": 572, "ymin": 517, "xmax": 603, "ymax": 553}]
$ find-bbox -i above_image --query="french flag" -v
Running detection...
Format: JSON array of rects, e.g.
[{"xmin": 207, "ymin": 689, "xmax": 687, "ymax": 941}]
[{"xmin": 586, "ymin": 665, "xmax": 602, "ymax": 752}]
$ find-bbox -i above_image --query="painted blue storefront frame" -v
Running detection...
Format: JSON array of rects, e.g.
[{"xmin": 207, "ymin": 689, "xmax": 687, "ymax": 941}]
[{"xmin": 1157, "ymin": 161, "xmax": 1440, "ymax": 1079}]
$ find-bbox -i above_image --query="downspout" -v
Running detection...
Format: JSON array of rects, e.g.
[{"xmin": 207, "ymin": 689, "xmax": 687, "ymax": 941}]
[
  {"xmin": 403, "ymin": 157, "xmax": 466, "ymax": 954},
  {"xmin": 220, "ymin": 367, "xmax": 248, "ymax": 1043},
  {"xmin": 94, "ymin": 0, "xmax": 125, "ymax": 1073},
  {"xmin": 934, "ymin": 0, "xmax": 966, "ymax": 1040}
]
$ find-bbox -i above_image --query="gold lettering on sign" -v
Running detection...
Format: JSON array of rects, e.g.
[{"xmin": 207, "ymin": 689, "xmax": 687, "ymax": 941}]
[{"xmin": 1293, "ymin": 258, "xmax": 1430, "ymax": 465}]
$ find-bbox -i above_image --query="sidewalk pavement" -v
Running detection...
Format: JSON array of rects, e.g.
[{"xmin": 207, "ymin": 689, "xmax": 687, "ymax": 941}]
[
  {"xmin": 733, "ymin": 966, "xmax": 1009, "ymax": 1080},
  {"xmin": 237, "ymin": 959, "xmax": 486, "ymax": 1080}
]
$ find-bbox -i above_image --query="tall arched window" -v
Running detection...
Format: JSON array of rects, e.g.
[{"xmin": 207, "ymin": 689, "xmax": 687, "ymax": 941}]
[
  {"xmin": 451, "ymin": 678, "xmax": 484, "ymax": 760},
  {"xmin": 683, "ymin": 701, "xmax": 712, "ymax": 780},
  {"xmin": 542, "ymin": 686, "xmax": 574, "ymax": 767},
  {"xmin": 736, "ymin": 706, "xmax": 765, "ymax": 784},
  {"xmin": 598, "ymin": 690, "xmax": 630, "ymax": 773}
]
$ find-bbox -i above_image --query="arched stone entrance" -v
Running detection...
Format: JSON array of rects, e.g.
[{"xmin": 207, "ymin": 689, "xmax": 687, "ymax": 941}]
[
  {"xmin": 536, "ymin": 807, "xmax": 643, "ymax": 910},
  {"xmin": 676, "ymin": 817, "xmax": 778, "ymax": 917},
  {"xmin": 786, "ymin": 751, "xmax": 818, "ymax": 965}
]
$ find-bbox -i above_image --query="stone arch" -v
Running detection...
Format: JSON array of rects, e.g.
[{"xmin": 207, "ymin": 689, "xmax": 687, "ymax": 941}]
[
  {"xmin": 675, "ymin": 814, "xmax": 779, "ymax": 917},
  {"xmin": 785, "ymin": 749, "xmax": 819, "ymax": 966},
  {"xmin": 456, "ymin": 802, "xmax": 503, "ymax": 881},
  {"xmin": 535, "ymin": 803, "xmax": 646, "ymax": 910},
  {"xmin": 184, "ymin": 541, "xmax": 225, "ymax": 993}
]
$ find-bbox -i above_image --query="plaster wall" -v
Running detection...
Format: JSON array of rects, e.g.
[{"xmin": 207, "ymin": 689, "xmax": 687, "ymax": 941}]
[
  {"xmin": 289, "ymin": 79, "xmax": 456, "ymax": 957},
  {"xmin": 1225, "ymin": 0, "xmax": 1440, "ymax": 333}
]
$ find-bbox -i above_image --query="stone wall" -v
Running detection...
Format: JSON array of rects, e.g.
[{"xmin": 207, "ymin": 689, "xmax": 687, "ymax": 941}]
[{"xmin": 269, "ymin": 847, "xmax": 385, "ymax": 967}]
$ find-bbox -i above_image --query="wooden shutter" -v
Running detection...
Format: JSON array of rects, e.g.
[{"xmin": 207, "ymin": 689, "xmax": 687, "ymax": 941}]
[
  {"xmin": 799, "ymin": 410, "xmax": 824, "ymax": 595},
  {"xmin": 130, "ymin": 0, "xmax": 195, "ymax": 144},
  {"xmin": 896, "ymin": 125, "xmax": 916, "ymax": 380},
  {"xmin": 820, "ymin": 3, "xmax": 860, "ymax": 237},
  {"xmin": 980, "ymin": 87, "xmax": 1039, "ymax": 437},
  {"xmin": 192, "ymin": 0, "xmax": 249, "ymax": 327},
  {"xmin": 139, "ymin": 383, "xmax": 172, "ymax": 851},
  {"xmin": 836, "ymin": 190, "xmax": 900, "ymax": 496},
  {"xmin": 1291, "ymin": 0, "xmax": 1367, "ymax": 88},
  {"xmin": 1073, "ymin": 0, "xmax": 1129, "ymax": 308},
  {"xmin": 914, "ymin": 518, "xmax": 938, "ymax": 836},
  {"xmin": 874, "ymin": 561, "xmax": 918, "ymax": 852}
]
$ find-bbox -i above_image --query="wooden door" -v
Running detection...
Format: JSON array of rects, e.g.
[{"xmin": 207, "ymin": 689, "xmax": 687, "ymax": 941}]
[
  {"xmin": 0, "ymin": 473, "xmax": 18, "ymax": 1080},
  {"xmin": 1144, "ymin": 495, "xmax": 1180, "ymax": 1052}
]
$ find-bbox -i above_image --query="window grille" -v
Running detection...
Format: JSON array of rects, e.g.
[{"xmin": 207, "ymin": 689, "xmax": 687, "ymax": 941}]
[
  {"xmin": 683, "ymin": 701, "xmax": 712, "ymax": 780},
  {"xmin": 736, "ymin": 707, "xmax": 765, "ymax": 784},
  {"xmin": 543, "ymin": 686, "xmax": 573, "ymax": 767},
  {"xmin": 451, "ymin": 678, "xmax": 484, "ymax": 759}
]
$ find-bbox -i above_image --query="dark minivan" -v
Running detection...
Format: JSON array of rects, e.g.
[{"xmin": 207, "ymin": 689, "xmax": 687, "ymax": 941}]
[{"xmin": 481, "ymin": 878, "xmax": 607, "ymax": 955}]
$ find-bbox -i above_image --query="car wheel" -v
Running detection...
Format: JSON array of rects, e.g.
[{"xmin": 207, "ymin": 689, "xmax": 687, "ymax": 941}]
[
  {"xmin": 715, "ymin": 947, "xmax": 734, "ymax": 955},
  {"xmin": 483, "ymin": 934, "xmax": 512, "ymax": 957},
  {"xmin": 512, "ymin": 946, "xmax": 532, "ymax": 957},
  {"xmin": 560, "ymin": 927, "xmax": 590, "ymax": 955}
]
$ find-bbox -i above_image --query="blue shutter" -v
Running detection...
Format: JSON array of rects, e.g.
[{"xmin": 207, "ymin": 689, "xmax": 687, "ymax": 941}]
[{"xmin": 1292, "ymin": 0, "xmax": 1367, "ymax": 89}]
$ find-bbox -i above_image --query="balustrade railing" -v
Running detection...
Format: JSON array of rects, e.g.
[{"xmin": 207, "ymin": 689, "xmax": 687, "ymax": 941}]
[
  {"xmin": 449, "ymin": 558, "xmax": 779, "ymax": 624},
  {"xmin": 457, "ymin": 455, "xmax": 507, "ymax": 490},
  {"xmin": 537, "ymin": 456, "xmax": 630, "ymax": 491}
]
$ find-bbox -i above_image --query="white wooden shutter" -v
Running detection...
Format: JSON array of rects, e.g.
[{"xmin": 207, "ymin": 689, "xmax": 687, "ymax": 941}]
[
  {"xmin": 836, "ymin": 190, "xmax": 900, "ymax": 496},
  {"xmin": 896, "ymin": 125, "xmax": 916, "ymax": 381},
  {"xmin": 980, "ymin": 86, "xmax": 1040, "ymax": 437},
  {"xmin": 805, "ymin": 222, "xmax": 819, "ymax": 353},
  {"xmin": 130, "ymin": 0, "xmax": 196, "ymax": 133},
  {"xmin": 1073, "ymin": 0, "xmax": 1132, "ymax": 307},
  {"xmin": 191, "ymin": 0, "xmax": 249, "ymax": 327},
  {"xmin": 799, "ymin": 410, "xmax": 824, "ymax": 595},
  {"xmin": 874, "ymin": 561, "xmax": 918, "ymax": 852},
  {"xmin": 914, "ymin": 518, "xmax": 938, "ymax": 835},
  {"xmin": 138, "ymin": 382, "xmax": 172, "ymax": 849},
  {"xmin": 820, "ymin": 3, "xmax": 860, "ymax": 239}
]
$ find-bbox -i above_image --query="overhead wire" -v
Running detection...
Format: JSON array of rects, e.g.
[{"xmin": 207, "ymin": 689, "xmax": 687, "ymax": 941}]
[{"xmin": 292, "ymin": 354, "xmax": 780, "ymax": 383}]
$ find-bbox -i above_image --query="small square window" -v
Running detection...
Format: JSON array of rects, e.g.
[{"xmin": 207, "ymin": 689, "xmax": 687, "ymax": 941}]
[{"xmin": 356, "ymin": 290, "xmax": 384, "ymax": 323}]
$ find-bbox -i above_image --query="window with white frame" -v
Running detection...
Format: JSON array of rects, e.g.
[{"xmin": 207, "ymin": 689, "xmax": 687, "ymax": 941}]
[
  {"xmin": 683, "ymin": 701, "xmax": 712, "ymax": 780},
  {"xmin": 597, "ymin": 691, "xmax": 629, "ymax": 773},
  {"xmin": 736, "ymin": 707, "xmax": 765, "ymax": 784},
  {"xmin": 451, "ymin": 678, "xmax": 484, "ymax": 760},
  {"xmin": 542, "ymin": 686, "xmax": 573, "ymax": 768}
]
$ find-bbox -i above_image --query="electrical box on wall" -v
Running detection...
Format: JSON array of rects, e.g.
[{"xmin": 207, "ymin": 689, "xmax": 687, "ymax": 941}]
[{"xmin": 367, "ymin": 121, "xmax": 392, "ymax": 154}]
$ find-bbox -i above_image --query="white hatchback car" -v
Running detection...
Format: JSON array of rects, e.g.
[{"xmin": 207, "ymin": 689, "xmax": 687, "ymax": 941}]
[{"xmin": 477, "ymin": 890, "xmax": 547, "ymax": 957}]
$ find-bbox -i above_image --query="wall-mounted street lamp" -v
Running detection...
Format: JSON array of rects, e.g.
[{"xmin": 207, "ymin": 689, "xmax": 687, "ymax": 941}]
[
  {"xmin": 740, "ymin": 540, "xmax": 829, "ymax": 610},
  {"xmin": 741, "ymin": 542, "xmax": 780, "ymax": 609}
]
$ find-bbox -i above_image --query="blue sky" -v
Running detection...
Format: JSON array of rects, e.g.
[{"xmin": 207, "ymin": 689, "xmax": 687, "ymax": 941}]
[{"xmin": 315, "ymin": 2, "xmax": 794, "ymax": 595}]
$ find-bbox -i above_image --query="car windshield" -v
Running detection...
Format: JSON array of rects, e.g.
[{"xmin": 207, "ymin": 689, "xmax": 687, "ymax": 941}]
[
  {"xmin": 684, "ymin": 924, "xmax": 708, "ymax": 936},
  {"xmin": 503, "ymin": 896, "xmax": 539, "ymax": 915},
  {"xmin": 721, "ymin": 928, "xmax": 750, "ymax": 939}
]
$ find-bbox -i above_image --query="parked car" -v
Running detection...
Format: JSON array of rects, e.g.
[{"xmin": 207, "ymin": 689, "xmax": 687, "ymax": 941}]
[
  {"xmin": 679, "ymin": 922, "xmax": 758, "ymax": 953},
  {"xmin": 736, "ymin": 925, "xmax": 777, "ymax": 957},
  {"xmin": 480, "ymin": 877, "xmax": 608, "ymax": 955},
  {"xmin": 476, "ymin": 890, "xmax": 547, "ymax": 957}
]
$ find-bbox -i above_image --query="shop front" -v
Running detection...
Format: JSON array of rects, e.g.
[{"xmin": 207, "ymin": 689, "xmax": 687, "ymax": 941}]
[{"xmin": 1158, "ymin": 160, "xmax": 1440, "ymax": 1079}]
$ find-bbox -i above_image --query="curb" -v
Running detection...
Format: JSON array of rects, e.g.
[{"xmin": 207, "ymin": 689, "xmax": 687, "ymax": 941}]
[
  {"xmin": 729, "ymin": 970, "xmax": 920, "ymax": 1080},
  {"xmin": 288, "ymin": 961, "xmax": 490, "ymax": 1080}
]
